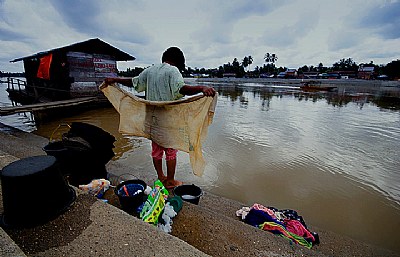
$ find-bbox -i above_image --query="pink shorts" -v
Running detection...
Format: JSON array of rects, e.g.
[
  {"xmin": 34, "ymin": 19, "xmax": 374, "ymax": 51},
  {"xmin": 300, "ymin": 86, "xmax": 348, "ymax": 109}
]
[{"xmin": 151, "ymin": 141, "xmax": 178, "ymax": 161}]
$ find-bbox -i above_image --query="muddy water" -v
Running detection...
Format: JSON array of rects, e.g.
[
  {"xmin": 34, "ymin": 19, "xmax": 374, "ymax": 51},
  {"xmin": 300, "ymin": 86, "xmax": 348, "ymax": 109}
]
[{"xmin": 27, "ymin": 81, "xmax": 400, "ymax": 252}]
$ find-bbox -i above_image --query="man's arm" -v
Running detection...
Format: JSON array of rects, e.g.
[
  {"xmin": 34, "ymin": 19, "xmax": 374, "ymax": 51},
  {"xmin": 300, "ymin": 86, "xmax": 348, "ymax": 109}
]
[
  {"xmin": 104, "ymin": 77, "xmax": 133, "ymax": 87},
  {"xmin": 179, "ymin": 85, "xmax": 216, "ymax": 97}
]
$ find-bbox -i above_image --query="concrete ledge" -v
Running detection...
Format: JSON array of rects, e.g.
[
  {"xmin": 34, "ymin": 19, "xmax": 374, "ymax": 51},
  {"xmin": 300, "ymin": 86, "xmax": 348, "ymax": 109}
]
[
  {"xmin": 1, "ymin": 189, "xmax": 208, "ymax": 257},
  {"xmin": 0, "ymin": 123, "xmax": 209, "ymax": 257},
  {"xmin": 0, "ymin": 228, "xmax": 26, "ymax": 257}
]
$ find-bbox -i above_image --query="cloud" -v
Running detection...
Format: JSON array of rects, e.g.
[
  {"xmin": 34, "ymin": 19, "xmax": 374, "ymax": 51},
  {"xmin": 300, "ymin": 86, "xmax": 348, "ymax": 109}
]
[
  {"xmin": 358, "ymin": 1, "xmax": 400, "ymax": 39},
  {"xmin": 192, "ymin": 1, "xmax": 283, "ymax": 45},
  {"xmin": 328, "ymin": 29, "xmax": 364, "ymax": 52},
  {"xmin": 50, "ymin": 0, "xmax": 100, "ymax": 32},
  {"xmin": 49, "ymin": 0, "xmax": 151, "ymax": 44},
  {"xmin": 0, "ymin": 0, "xmax": 399, "ymax": 72},
  {"xmin": 261, "ymin": 9, "xmax": 319, "ymax": 48},
  {"xmin": 0, "ymin": 27, "xmax": 27, "ymax": 41}
]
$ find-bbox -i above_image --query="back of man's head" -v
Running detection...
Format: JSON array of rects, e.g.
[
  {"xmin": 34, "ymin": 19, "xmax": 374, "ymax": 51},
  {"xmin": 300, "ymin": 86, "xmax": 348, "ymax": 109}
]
[{"xmin": 162, "ymin": 47, "xmax": 185, "ymax": 71}]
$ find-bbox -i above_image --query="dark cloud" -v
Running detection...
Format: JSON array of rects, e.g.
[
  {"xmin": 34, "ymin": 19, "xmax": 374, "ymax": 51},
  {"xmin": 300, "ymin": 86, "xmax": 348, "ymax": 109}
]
[
  {"xmin": 0, "ymin": 0, "xmax": 398, "ymax": 72},
  {"xmin": 50, "ymin": 0, "xmax": 100, "ymax": 34},
  {"xmin": 260, "ymin": 8, "xmax": 319, "ymax": 47},
  {"xmin": 0, "ymin": 0, "xmax": 4, "ymax": 16},
  {"xmin": 192, "ymin": 1, "xmax": 285, "ymax": 47},
  {"xmin": 217, "ymin": 0, "xmax": 281, "ymax": 21},
  {"xmin": 0, "ymin": 2, "xmax": 28, "ymax": 42},
  {"xmin": 49, "ymin": 0, "xmax": 150, "ymax": 44},
  {"xmin": 0, "ymin": 0, "xmax": 8, "ymax": 23},
  {"xmin": 328, "ymin": 32, "xmax": 361, "ymax": 52},
  {"xmin": 0, "ymin": 28, "xmax": 27, "ymax": 41},
  {"xmin": 359, "ymin": 1, "xmax": 400, "ymax": 39}
]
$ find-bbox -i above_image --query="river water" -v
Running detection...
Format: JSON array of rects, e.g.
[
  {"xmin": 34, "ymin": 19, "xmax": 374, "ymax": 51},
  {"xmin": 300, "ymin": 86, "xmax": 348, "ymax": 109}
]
[{"xmin": 1, "ymin": 79, "xmax": 400, "ymax": 252}]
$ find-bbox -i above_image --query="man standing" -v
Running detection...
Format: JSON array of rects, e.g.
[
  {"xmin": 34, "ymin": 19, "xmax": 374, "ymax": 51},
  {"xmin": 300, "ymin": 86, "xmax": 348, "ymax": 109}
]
[{"xmin": 105, "ymin": 47, "xmax": 215, "ymax": 189}]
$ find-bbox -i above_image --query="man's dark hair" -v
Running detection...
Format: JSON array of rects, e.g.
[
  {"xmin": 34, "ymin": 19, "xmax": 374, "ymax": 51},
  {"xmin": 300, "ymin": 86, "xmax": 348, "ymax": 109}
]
[{"xmin": 162, "ymin": 47, "xmax": 185, "ymax": 71}]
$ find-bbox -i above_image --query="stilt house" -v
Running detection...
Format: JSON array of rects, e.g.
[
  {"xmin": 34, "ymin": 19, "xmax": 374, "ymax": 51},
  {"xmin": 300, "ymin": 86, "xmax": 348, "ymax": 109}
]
[{"xmin": 9, "ymin": 38, "xmax": 135, "ymax": 102}]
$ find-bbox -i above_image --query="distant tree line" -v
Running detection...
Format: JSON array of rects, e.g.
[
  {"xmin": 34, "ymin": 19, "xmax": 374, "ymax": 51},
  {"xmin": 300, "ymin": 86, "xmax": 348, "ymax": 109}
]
[
  {"xmin": 119, "ymin": 53, "xmax": 400, "ymax": 80},
  {"xmin": 3, "ymin": 54, "xmax": 399, "ymax": 80},
  {"xmin": 118, "ymin": 67, "xmax": 144, "ymax": 77}
]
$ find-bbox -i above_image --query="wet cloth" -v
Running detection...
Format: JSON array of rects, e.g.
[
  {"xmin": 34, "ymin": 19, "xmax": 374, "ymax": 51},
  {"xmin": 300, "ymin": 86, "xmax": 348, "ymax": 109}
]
[
  {"xmin": 284, "ymin": 219, "xmax": 315, "ymax": 243},
  {"xmin": 237, "ymin": 203, "xmax": 318, "ymax": 248},
  {"xmin": 259, "ymin": 222, "xmax": 313, "ymax": 249},
  {"xmin": 100, "ymin": 82, "xmax": 217, "ymax": 176},
  {"xmin": 244, "ymin": 209, "xmax": 285, "ymax": 227}
]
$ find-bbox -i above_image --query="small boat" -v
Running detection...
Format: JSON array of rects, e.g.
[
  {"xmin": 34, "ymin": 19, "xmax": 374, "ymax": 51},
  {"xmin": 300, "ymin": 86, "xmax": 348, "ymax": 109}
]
[{"xmin": 300, "ymin": 81, "xmax": 337, "ymax": 92}]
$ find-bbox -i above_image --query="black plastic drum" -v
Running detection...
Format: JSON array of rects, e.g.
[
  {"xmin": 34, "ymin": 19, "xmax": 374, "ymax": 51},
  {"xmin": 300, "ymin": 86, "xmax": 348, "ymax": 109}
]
[{"xmin": 0, "ymin": 155, "xmax": 76, "ymax": 228}]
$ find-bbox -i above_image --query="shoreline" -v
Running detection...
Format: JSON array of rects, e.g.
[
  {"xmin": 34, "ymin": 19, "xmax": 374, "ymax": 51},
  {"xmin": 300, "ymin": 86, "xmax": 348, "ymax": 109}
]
[
  {"xmin": 193, "ymin": 77, "xmax": 400, "ymax": 95},
  {"xmin": 194, "ymin": 77, "xmax": 400, "ymax": 86}
]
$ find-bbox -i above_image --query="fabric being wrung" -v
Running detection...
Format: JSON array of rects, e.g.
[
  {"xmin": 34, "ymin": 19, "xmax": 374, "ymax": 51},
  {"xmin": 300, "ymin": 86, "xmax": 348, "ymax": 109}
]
[{"xmin": 100, "ymin": 82, "xmax": 217, "ymax": 176}]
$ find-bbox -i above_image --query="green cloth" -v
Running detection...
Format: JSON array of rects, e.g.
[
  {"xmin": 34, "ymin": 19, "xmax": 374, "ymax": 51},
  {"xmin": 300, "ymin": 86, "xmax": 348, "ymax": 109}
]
[
  {"xmin": 140, "ymin": 180, "xmax": 169, "ymax": 225},
  {"xmin": 167, "ymin": 195, "xmax": 183, "ymax": 213},
  {"xmin": 259, "ymin": 221, "xmax": 313, "ymax": 249}
]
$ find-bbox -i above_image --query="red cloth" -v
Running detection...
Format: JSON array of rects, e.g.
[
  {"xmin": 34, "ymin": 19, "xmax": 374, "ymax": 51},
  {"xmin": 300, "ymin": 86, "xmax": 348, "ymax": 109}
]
[
  {"xmin": 284, "ymin": 219, "xmax": 315, "ymax": 242},
  {"xmin": 37, "ymin": 53, "xmax": 53, "ymax": 80}
]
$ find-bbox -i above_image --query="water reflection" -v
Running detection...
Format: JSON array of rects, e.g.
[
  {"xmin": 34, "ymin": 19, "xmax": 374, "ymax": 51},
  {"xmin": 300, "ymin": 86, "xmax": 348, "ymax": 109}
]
[
  {"xmin": 197, "ymin": 82, "xmax": 400, "ymax": 112},
  {"xmin": 187, "ymin": 80, "xmax": 400, "ymax": 252}
]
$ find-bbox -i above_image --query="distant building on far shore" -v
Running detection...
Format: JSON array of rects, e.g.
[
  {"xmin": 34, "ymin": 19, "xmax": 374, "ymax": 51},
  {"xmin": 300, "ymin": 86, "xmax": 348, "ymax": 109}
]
[
  {"xmin": 358, "ymin": 66, "xmax": 375, "ymax": 80},
  {"xmin": 223, "ymin": 73, "xmax": 236, "ymax": 78}
]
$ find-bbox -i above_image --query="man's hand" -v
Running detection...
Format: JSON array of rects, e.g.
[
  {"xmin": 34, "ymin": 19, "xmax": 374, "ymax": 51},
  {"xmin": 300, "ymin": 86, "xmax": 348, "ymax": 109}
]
[
  {"xmin": 104, "ymin": 78, "xmax": 116, "ymax": 85},
  {"xmin": 201, "ymin": 86, "xmax": 216, "ymax": 97},
  {"xmin": 180, "ymin": 85, "xmax": 216, "ymax": 97},
  {"xmin": 103, "ymin": 77, "xmax": 133, "ymax": 87}
]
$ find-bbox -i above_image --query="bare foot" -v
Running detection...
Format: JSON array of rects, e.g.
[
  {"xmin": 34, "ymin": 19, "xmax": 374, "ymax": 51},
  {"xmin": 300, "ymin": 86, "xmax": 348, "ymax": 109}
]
[
  {"xmin": 165, "ymin": 179, "xmax": 183, "ymax": 189},
  {"xmin": 158, "ymin": 175, "xmax": 167, "ymax": 184}
]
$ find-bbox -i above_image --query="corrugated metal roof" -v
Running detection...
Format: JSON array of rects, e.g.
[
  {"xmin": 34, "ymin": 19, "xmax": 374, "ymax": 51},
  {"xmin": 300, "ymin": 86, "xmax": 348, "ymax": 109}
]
[
  {"xmin": 10, "ymin": 38, "xmax": 135, "ymax": 62},
  {"xmin": 358, "ymin": 66, "xmax": 374, "ymax": 72}
]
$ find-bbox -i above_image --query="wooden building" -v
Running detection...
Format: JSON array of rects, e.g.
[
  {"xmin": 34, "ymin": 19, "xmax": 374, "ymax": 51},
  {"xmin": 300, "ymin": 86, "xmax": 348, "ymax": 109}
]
[
  {"xmin": 222, "ymin": 73, "xmax": 236, "ymax": 78},
  {"xmin": 357, "ymin": 66, "xmax": 375, "ymax": 80},
  {"xmin": 300, "ymin": 72, "xmax": 319, "ymax": 79},
  {"xmin": 9, "ymin": 38, "xmax": 135, "ymax": 103},
  {"xmin": 285, "ymin": 69, "xmax": 298, "ymax": 78}
]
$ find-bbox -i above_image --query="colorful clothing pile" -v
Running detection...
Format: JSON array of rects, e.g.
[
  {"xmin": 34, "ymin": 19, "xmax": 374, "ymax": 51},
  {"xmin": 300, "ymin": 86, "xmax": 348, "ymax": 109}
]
[
  {"xmin": 140, "ymin": 180, "xmax": 169, "ymax": 225},
  {"xmin": 236, "ymin": 203, "xmax": 319, "ymax": 249},
  {"xmin": 139, "ymin": 180, "xmax": 183, "ymax": 233}
]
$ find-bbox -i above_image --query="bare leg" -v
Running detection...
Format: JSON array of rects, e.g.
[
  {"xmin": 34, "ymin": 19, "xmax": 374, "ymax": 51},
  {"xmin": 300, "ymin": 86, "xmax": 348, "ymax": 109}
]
[
  {"xmin": 166, "ymin": 158, "xmax": 177, "ymax": 180},
  {"xmin": 153, "ymin": 158, "xmax": 166, "ymax": 182},
  {"xmin": 165, "ymin": 158, "xmax": 182, "ymax": 188}
]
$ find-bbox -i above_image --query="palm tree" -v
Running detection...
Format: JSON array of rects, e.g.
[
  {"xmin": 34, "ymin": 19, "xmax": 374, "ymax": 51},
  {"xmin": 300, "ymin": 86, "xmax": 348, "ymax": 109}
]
[
  {"xmin": 264, "ymin": 53, "xmax": 278, "ymax": 64},
  {"xmin": 247, "ymin": 56, "xmax": 253, "ymax": 72},
  {"xmin": 242, "ymin": 56, "xmax": 249, "ymax": 71},
  {"xmin": 242, "ymin": 56, "xmax": 254, "ymax": 73},
  {"xmin": 264, "ymin": 53, "xmax": 278, "ymax": 73}
]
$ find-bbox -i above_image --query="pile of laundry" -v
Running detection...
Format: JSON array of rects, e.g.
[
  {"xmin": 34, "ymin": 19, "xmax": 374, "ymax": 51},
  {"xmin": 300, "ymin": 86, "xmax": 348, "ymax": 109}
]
[
  {"xmin": 79, "ymin": 179, "xmax": 183, "ymax": 233},
  {"xmin": 139, "ymin": 180, "xmax": 183, "ymax": 233},
  {"xmin": 236, "ymin": 203, "xmax": 319, "ymax": 249}
]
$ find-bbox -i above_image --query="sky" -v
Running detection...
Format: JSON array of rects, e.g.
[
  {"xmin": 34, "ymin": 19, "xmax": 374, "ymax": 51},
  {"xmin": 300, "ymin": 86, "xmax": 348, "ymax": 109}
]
[{"xmin": 1, "ymin": 0, "xmax": 399, "ymax": 73}]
